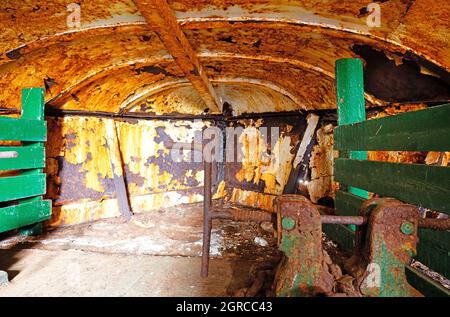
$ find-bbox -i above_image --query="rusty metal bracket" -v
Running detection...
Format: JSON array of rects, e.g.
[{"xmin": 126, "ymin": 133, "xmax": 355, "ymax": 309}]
[
  {"xmin": 274, "ymin": 195, "xmax": 334, "ymax": 296},
  {"xmin": 274, "ymin": 195, "xmax": 429, "ymax": 297},
  {"xmin": 353, "ymin": 198, "xmax": 422, "ymax": 297}
]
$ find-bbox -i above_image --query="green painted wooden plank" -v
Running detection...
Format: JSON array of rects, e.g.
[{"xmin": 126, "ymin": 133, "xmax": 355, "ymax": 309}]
[
  {"xmin": 0, "ymin": 174, "xmax": 46, "ymax": 202},
  {"xmin": 335, "ymin": 58, "xmax": 368, "ymax": 200},
  {"xmin": 335, "ymin": 190, "xmax": 366, "ymax": 216},
  {"xmin": 0, "ymin": 144, "xmax": 45, "ymax": 171},
  {"xmin": 335, "ymin": 104, "xmax": 450, "ymax": 152},
  {"xmin": 0, "ymin": 199, "xmax": 51, "ymax": 233},
  {"xmin": 405, "ymin": 266, "xmax": 450, "ymax": 297},
  {"xmin": 322, "ymin": 223, "xmax": 355, "ymax": 252},
  {"xmin": 335, "ymin": 190, "xmax": 449, "ymax": 278},
  {"xmin": 0, "ymin": 118, "xmax": 46, "ymax": 141},
  {"xmin": 417, "ymin": 229, "xmax": 450, "ymax": 278},
  {"xmin": 21, "ymin": 88, "xmax": 45, "ymax": 120},
  {"xmin": 335, "ymin": 159, "xmax": 450, "ymax": 214}
]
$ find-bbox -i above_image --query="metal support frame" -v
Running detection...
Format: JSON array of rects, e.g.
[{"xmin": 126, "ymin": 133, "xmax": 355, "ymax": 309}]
[
  {"xmin": 275, "ymin": 195, "xmax": 334, "ymax": 296},
  {"xmin": 201, "ymin": 160, "xmax": 274, "ymax": 277},
  {"xmin": 274, "ymin": 194, "xmax": 449, "ymax": 297}
]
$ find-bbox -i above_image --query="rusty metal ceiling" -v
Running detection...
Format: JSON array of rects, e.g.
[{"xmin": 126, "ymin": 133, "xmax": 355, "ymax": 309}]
[{"xmin": 0, "ymin": 0, "xmax": 449, "ymax": 116}]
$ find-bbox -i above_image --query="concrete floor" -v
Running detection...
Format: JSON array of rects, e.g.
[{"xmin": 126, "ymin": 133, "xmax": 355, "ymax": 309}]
[
  {"xmin": 0, "ymin": 249, "xmax": 261, "ymax": 296},
  {"xmin": 0, "ymin": 202, "xmax": 279, "ymax": 297}
]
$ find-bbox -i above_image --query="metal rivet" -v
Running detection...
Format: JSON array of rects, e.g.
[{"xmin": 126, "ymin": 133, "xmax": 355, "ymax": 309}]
[
  {"xmin": 282, "ymin": 217, "xmax": 296, "ymax": 230},
  {"xmin": 401, "ymin": 222, "xmax": 414, "ymax": 235}
]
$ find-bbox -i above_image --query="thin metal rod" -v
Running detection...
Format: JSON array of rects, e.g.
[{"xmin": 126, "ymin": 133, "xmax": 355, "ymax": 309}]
[
  {"xmin": 210, "ymin": 208, "xmax": 273, "ymax": 222},
  {"xmin": 201, "ymin": 160, "xmax": 212, "ymax": 278},
  {"xmin": 419, "ymin": 217, "xmax": 450, "ymax": 231},
  {"xmin": 320, "ymin": 215, "xmax": 367, "ymax": 226}
]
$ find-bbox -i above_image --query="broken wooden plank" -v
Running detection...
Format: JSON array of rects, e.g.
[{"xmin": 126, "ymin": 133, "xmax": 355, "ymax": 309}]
[
  {"xmin": 335, "ymin": 103, "xmax": 450, "ymax": 152},
  {"xmin": 105, "ymin": 120, "xmax": 133, "ymax": 220},
  {"xmin": 405, "ymin": 266, "xmax": 450, "ymax": 297},
  {"xmin": 293, "ymin": 113, "xmax": 319, "ymax": 168},
  {"xmin": 134, "ymin": 0, "xmax": 222, "ymax": 113},
  {"xmin": 335, "ymin": 159, "xmax": 450, "ymax": 214}
]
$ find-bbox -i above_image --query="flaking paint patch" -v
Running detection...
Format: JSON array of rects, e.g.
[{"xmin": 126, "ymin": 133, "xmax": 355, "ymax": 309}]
[
  {"xmin": 228, "ymin": 188, "xmax": 275, "ymax": 212},
  {"xmin": 307, "ymin": 124, "xmax": 335, "ymax": 203},
  {"xmin": 233, "ymin": 121, "xmax": 296, "ymax": 195},
  {"xmin": 48, "ymin": 190, "xmax": 204, "ymax": 227}
]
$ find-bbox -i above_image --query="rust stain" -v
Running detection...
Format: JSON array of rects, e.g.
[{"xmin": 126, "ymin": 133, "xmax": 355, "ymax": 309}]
[
  {"xmin": 307, "ymin": 124, "xmax": 335, "ymax": 203},
  {"xmin": 228, "ymin": 188, "xmax": 275, "ymax": 212}
]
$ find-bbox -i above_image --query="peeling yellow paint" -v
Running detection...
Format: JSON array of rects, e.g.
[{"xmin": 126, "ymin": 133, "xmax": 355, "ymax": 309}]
[
  {"xmin": 228, "ymin": 188, "xmax": 275, "ymax": 212},
  {"xmin": 213, "ymin": 180, "xmax": 226, "ymax": 199},
  {"xmin": 307, "ymin": 124, "xmax": 334, "ymax": 203}
]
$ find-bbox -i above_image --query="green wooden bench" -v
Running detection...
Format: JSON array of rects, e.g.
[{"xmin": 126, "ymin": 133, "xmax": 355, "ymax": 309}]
[
  {"xmin": 0, "ymin": 88, "xmax": 51, "ymax": 235},
  {"xmin": 324, "ymin": 58, "xmax": 450, "ymax": 297}
]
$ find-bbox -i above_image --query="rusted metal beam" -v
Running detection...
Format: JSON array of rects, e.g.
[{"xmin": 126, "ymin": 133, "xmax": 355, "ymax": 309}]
[
  {"xmin": 133, "ymin": 0, "xmax": 222, "ymax": 113},
  {"xmin": 105, "ymin": 120, "xmax": 133, "ymax": 220},
  {"xmin": 419, "ymin": 217, "xmax": 450, "ymax": 231},
  {"xmin": 201, "ymin": 160, "xmax": 213, "ymax": 278}
]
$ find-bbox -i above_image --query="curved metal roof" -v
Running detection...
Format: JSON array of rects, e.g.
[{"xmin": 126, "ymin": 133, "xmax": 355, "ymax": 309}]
[{"xmin": 1, "ymin": 0, "xmax": 449, "ymax": 115}]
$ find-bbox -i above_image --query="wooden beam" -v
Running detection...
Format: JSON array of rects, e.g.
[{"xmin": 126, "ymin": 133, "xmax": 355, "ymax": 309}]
[
  {"xmin": 335, "ymin": 159, "xmax": 450, "ymax": 214},
  {"xmin": 134, "ymin": 0, "xmax": 222, "ymax": 113},
  {"xmin": 335, "ymin": 103, "xmax": 450, "ymax": 152}
]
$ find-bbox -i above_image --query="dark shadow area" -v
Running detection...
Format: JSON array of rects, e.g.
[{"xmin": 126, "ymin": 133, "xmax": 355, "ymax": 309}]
[{"xmin": 353, "ymin": 45, "xmax": 450, "ymax": 103}]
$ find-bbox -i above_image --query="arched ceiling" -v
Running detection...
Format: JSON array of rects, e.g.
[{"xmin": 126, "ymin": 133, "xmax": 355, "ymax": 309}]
[{"xmin": 0, "ymin": 0, "xmax": 449, "ymax": 116}]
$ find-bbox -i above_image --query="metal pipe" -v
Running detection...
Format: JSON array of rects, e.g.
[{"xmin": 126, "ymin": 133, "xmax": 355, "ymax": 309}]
[
  {"xmin": 201, "ymin": 160, "xmax": 212, "ymax": 278},
  {"xmin": 210, "ymin": 208, "xmax": 273, "ymax": 222},
  {"xmin": 419, "ymin": 217, "xmax": 450, "ymax": 231},
  {"xmin": 320, "ymin": 215, "xmax": 367, "ymax": 226}
]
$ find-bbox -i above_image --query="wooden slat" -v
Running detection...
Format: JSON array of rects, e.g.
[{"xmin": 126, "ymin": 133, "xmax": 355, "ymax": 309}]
[
  {"xmin": 335, "ymin": 104, "xmax": 450, "ymax": 151},
  {"xmin": 335, "ymin": 190, "xmax": 365, "ymax": 216},
  {"xmin": 405, "ymin": 266, "xmax": 450, "ymax": 297},
  {"xmin": 0, "ymin": 199, "xmax": 51, "ymax": 233},
  {"xmin": 0, "ymin": 118, "xmax": 46, "ymax": 141},
  {"xmin": 0, "ymin": 173, "xmax": 46, "ymax": 202},
  {"xmin": 0, "ymin": 144, "xmax": 45, "ymax": 171},
  {"xmin": 335, "ymin": 159, "xmax": 450, "ymax": 214},
  {"xmin": 417, "ymin": 229, "xmax": 450, "ymax": 278}
]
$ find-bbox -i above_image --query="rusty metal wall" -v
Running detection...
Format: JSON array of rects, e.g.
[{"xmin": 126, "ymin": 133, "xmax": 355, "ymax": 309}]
[
  {"xmin": 45, "ymin": 115, "xmax": 213, "ymax": 226},
  {"xmin": 223, "ymin": 115, "xmax": 307, "ymax": 211}
]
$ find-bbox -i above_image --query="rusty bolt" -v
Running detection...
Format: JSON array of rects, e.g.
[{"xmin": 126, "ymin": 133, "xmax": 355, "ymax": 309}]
[
  {"xmin": 400, "ymin": 222, "xmax": 414, "ymax": 235},
  {"xmin": 282, "ymin": 217, "xmax": 296, "ymax": 230}
]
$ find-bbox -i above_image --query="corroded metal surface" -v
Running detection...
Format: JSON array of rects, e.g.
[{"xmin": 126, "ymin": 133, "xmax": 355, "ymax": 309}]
[
  {"xmin": 135, "ymin": 0, "xmax": 222, "ymax": 113},
  {"xmin": 275, "ymin": 195, "xmax": 334, "ymax": 296},
  {"xmin": 355, "ymin": 198, "xmax": 422, "ymax": 297},
  {"xmin": 0, "ymin": 0, "xmax": 448, "ymax": 115},
  {"xmin": 45, "ymin": 116, "xmax": 210, "ymax": 226}
]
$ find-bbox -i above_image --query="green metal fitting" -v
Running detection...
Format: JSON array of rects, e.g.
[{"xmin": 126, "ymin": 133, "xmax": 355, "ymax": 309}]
[
  {"xmin": 401, "ymin": 222, "xmax": 414, "ymax": 235},
  {"xmin": 282, "ymin": 217, "xmax": 296, "ymax": 230}
]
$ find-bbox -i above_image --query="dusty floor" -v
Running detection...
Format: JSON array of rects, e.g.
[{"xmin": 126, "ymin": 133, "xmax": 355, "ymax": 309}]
[{"xmin": 0, "ymin": 202, "xmax": 280, "ymax": 297}]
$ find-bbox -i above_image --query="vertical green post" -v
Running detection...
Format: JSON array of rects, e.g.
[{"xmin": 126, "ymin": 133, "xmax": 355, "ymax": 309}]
[
  {"xmin": 21, "ymin": 88, "xmax": 45, "ymax": 120},
  {"xmin": 335, "ymin": 58, "xmax": 368, "ymax": 230},
  {"xmin": 19, "ymin": 88, "xmax": 46, "ymax": 236}
]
